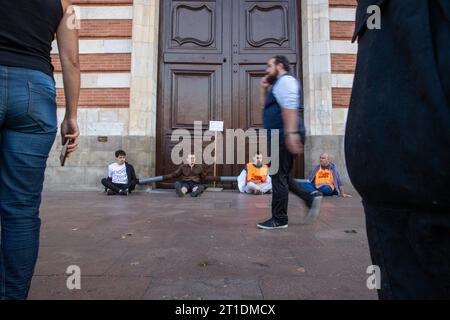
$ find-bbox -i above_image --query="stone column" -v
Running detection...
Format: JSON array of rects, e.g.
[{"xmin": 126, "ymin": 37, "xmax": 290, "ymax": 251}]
[
  {"xmin": 301, "ymin": 0, "xmax": 351, "ymax": 188},
  {"xmin": 301, "ymin": 0, "xmax": 333, "ymax": 137},
  {"xmin": 128, "ymin": 0, "xmax": 160, "ymax": 178}
]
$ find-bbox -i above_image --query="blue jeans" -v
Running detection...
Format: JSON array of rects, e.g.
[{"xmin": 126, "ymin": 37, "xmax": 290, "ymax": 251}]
[
  {"xmin": 0, "ymin": 66, "xmax": 57, "ymax": 299},
  {"xmin": 300, "ymin": 181, "xmax": 337, "ymax": 196}
]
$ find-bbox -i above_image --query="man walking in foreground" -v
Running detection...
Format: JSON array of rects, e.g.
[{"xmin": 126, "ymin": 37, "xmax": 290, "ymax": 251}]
[
  {"xmin": 257, "ymin": 56, "xmax": 322, "ymax": 230},
  {"xmin": 346, "ymin": 0, "xmax": 450, "ymax": 299}
]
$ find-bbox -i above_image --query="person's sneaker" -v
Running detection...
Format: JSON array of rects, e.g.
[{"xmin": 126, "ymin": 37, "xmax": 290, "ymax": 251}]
[
  {"xmin": 257, "ymin": 218, "xmax": 288, "ymax": 230},
  {"xmin": 303, "ymin": 194, "xmax": 323, "ymax": 224},
  {"xmin": 311, "ymin": 190, "xmax": 323, "ymax": 197},
  {"xmin": 119, "ymin": 189, "xmax": 129, "ymax": 196},
  {"xmin": 176, "ymin": 188, "xmax": 185, "ymax": 197},
  {"xmin": 306, "ymin": 191, "xmax": 323, "ymax": 208},
  {"xmin": 253, "ymin": 189, "xmax": 263, "ymax": 195},
  {"xmin": 107, "ymin": 189, "xmax": 117, "ymax": 196},
  {"xmin": 190, "ymin": 188, "xmax": 203, "ymax": 197}
]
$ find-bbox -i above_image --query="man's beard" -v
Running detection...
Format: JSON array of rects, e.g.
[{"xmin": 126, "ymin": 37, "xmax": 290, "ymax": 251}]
[{"xmin": 266, "ymin": 72, "xmax": 277, "ymax": 84}]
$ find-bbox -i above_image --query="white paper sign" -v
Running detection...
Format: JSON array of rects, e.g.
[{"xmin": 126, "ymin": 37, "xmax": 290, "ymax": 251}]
[{"xmin": 209, "ymin": 121, "xmax": 224, "ymax": 132}]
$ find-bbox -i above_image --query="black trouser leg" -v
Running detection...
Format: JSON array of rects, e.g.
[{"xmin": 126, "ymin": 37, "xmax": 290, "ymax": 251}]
[
  {"xmin": 363, "ymin": 201, "xmax": 450, "ymax": 299},
  {"xmin": 101, "ymin": 179, "xmax": 125, "ymax": 193},
  {"xmin": 271, "ymin": 143, "xmax": 293, "ymax": 224},
  {"xmin": 288, "ymin": 177, "xmax": 314, "ymax": 207},
  {"xmin": 126, "ymin": 181, "xmax": 136, "ymax": 193}
]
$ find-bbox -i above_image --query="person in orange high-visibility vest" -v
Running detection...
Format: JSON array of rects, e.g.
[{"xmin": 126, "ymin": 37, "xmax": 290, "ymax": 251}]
[
  {"xmin": 238, "ymin": 154, "xmax": 272, "ymax": 195},
  {"xmin": 299, "ymin": 153, "xmax": 351, "ymax": 197}
]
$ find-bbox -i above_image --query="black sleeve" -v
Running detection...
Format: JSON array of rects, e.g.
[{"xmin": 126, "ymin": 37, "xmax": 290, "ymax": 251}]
[
  {"xmin": 163, "ymin": 166, "xmax": 182, "ymax": 180},
  {"xmin": 127, "ymin": 163, "xmax": 138, "ymax": 183},
  {"xmin": 131, "ymin": 165, "xmax": 137, "ymax": 182}
]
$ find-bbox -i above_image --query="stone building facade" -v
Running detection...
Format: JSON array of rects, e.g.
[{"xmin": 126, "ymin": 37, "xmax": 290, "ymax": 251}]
[{"xmin": 45, "ymin": 0, "xmax": 358, "ymax": 191}]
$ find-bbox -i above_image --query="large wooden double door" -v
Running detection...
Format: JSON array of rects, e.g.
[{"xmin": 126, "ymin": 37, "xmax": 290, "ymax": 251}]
[{"xmin": 156, "ymin": 0, "xmax": 302, "ymax": 184}]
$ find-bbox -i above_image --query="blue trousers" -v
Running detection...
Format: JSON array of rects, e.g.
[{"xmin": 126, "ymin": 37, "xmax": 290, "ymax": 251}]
[
  {"xmin": 0, "ymin": 66, "xmax": 57, "ymax": 299},
  {"xmin": 300, "ymin": 181, "xmax": 337, "ymax": 196}
]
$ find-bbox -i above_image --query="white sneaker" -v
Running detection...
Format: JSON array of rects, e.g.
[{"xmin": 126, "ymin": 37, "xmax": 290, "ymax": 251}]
[{"xmin": 302, "ymin": 195, "xmax": 322, "ymax": 224}]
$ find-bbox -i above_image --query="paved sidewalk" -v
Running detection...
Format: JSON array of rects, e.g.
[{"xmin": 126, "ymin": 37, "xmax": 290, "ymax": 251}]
[{"xmin": 28, "ymin": 190, "xmax": 377, "ymax": 300}]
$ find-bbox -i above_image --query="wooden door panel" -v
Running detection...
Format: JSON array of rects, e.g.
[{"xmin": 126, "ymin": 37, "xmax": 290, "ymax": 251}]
[
  {"xmin": 231, "ymin": 0, "xmax": 303, "ymax": 178},
  {"xmin": 160, "ymin": 63, "xmax": 223, "ymax": 184},
  {"xmin": 166, "ymin": 65, "xmax": 223, "ymax": 129},
  {"xmin": 157, "ymin": 0, "xmax": 229, "ymax": 186},
  {"xmin": 238, "ymin": 66, "xmax": 265, "ymax": 129},
  {"xmin": 238, "ymin": 0, "xmax": 298, "ymax": 54},
  {"xmin": 165, "ymin": 1, "xmax": 222, "ymax": 54},
  {"xmin": 246, "ymin": 4, "xmax": 289, "ymax": 48}
]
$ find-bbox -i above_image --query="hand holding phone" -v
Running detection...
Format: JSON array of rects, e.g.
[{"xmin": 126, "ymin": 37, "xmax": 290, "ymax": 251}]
[
  {"xmin": 59, "ymin": 117, "xmax": 80, "ymax": 166},
  {"xmin": 60, "ymin": 140, "xmax": 70, "ymax": 166}
]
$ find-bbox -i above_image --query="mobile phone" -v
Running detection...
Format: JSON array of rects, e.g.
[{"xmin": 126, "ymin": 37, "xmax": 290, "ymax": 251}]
[{"xmin": 60, "ymin": 140, "xmax": 70, "ymax": 167}]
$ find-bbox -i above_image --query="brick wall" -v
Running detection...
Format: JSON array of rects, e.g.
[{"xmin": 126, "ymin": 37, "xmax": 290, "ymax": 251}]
[
  {"xmin": 45, "ymin": 0, "xmax": 139, "ymax": 191},
  {"xmin": 53, "ymin": 0, "xmax": 133, "ymax": 130},
  {"xmin": 329, "ymin": 0, "xmax": 357, "ymax": 134}
]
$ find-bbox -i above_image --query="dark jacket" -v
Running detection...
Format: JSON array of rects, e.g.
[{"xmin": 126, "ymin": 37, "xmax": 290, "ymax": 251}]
[
  {"xmin": 163, "ymin": 164, "xmax": 206, "ymax": 183},
  {"xmin": 345, "ymin": 0, "xmax": 450, "ymax": 209},
  {"xmin": 106, "ymin": 162, "xmax": 138, "ymax": 185},
  {"xmin": 125, "ymin": 162, "xmax": 138, "ymax": 185}
]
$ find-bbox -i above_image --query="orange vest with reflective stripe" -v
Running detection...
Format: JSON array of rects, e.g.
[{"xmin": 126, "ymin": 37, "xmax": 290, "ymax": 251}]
[
  {"xmin": 314, "ymin": 168, "xmax": 335, "ymax": 190},
  {"xmin": 246, "ymin": 163, "xmax": 268, "ymax": 184}
]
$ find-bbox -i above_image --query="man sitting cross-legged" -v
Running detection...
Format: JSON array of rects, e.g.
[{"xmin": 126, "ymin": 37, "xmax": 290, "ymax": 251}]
[
  {"xmin": 101, "ymin": 150, "xmax": 138, "ymax": 196},
  {"xmin": 163, "ymin": 154, "xmax": 208, "ymax": 197},
  {"xmin": 238, "ymin": 153, "xmax": 272, "ymax": 195},
  {"xmin": 300, "ymin": 153, "xmax": 351, "ymax": 197}
]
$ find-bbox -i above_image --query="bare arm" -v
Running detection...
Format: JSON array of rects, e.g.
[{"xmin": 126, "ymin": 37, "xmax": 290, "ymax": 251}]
[
  {"xmin": 339, "ymin": 185, "xmax": 352, "ymax": 197},
  {"xmin": 56, "ymin": 0, "xmax": 80, "ymax": 156},
  {"xmin": 274, "ymin": 75, "xmax": 303, "ymax": 155},
  {"xmin": 282, "ymin": 109, "xmax": 299, "ymax": 135},
  {"xmin": 282, "ymin": 109, "xmax": 303, "ymax": 155}
]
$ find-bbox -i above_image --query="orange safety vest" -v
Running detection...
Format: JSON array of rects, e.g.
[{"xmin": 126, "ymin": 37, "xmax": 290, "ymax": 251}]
[
  {"xmin": 314, "ymin": 168, "xmax": 335, "ymax": 190},
  {"xmin": 246, "ymin": 163, "xmax": 268, "ymax": 184}
]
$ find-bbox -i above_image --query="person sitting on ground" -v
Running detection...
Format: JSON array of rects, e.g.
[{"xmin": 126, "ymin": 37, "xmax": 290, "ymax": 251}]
[
  {"xmin": 101, "ymin": 150, "xmax": 138, "ymax": 196},
  {"xmin": 163, "ymin": 154, "xmax": 208, "ymax": 197},
  {"xmin": 300, "ymin": 153, "xmax": 351, "ymax": 197},
  {"xmin": 238, "ymin": 153, "xmax": 272, "ymax": 195}
]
